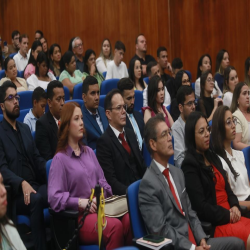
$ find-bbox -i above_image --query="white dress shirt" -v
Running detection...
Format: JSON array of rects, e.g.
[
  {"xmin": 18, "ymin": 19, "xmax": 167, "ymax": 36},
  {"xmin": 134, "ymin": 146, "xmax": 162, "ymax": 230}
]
[
  {"xmin": 13, "ymin": 51, "xmax": 29, "ymax": 71},
  {"xmin": 109, "ymin": 124, "xmax": 126, "ymax": 144},
  {"xmin": 105, "ymin": 60, "xmax": 129, "ymax": 80},
  {"xmin": 96, "ymin": 57, "xmax": 111, "ymax": 74}
]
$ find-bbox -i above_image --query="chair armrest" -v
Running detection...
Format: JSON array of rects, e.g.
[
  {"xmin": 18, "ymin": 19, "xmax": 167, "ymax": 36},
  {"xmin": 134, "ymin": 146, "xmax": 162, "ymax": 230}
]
[
  {"xmin": 48, "ymin": 208, "xmax": 79, "ymax": 219},
  {"xmin": 240, "ymin": 205, "xmax": 248, "ymax": 215}
]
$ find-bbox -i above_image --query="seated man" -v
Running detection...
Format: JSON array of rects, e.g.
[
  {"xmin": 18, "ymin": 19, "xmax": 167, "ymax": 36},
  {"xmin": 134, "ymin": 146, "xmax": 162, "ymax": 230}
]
[
  {"xmin": 3, "ymin": 30, "xmax": 20, "ymax": 57},
  {"xmin": 172, "ymin": 57, "xmax": 183, "ymax": 78},
  {"xmin": 72, "ymin": 36, "xmax": 84, "ymax": 72},
  {"xmin": 24, "ymin": 86, "xmax": 47, "ymax": 133},
  {"xmin": 139, "ymin": 113, "xmax": 245, "ymax": 250},
  {"xmin": 117, "ymin": 77, "xmax": 144, "ymax": 151},
  {"xmin": 172, "ymin": 86, "xmax": 195, "ymax": 168},
  {"xmin": 36, "ymin": 80, "xmax": 65, "ymax": 160},
  {"xmin": 0, "ymin": 81, "xmax": 47, "ymax": 250},
  {"xmin": 96, "ymin": 89, "xmax": 146, "ymax": 195},
  {"xmin": 82, "ymin": 76, "xmax": 108, "ymax": 149},
  {"xmin": 143, "ymin": 61, "xmax": 171, "ymax": 107}
]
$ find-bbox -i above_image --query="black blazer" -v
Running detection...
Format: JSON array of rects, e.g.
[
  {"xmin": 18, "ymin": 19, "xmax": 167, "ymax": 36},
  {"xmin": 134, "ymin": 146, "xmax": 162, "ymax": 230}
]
[
  {"xmin": 182, "ymin": 150, "xmax": 240, "ymax": 236},
  {"xmin": 35, "ymin": 110, "xmax": 58, "ymax": 161},
  {"xmin": 0, "ymin": 119, "xmax": 46, "ymax": 196},
  {"xmin": 96, "ymin": 126, "xmax": 146, "ymax": 195},
  {"xmin": 125, "ymin": 110, "xmax": 145, "ymax": 138}
]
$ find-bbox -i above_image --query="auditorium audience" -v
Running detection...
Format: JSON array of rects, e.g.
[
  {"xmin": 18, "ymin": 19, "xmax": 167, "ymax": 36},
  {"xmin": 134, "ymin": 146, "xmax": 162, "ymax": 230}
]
[
  {"xmin": 0, "ymin": 57, "xmax": 28, "ymax": 92},
  {"xmin": 172, "ymin": 86, "xmax": 195, "ymax": 168},
  {"xmin": 13, "ymin": 34, "xmax": 29, "ymax": 71},
  {"xmin": 142, "ymin": 75, "xmax": 174, "ymax": 126},
  {"xmin": 81, "ymin": 76, "xmax": 108, "ymax": 149},
  {"xmin": 0, "ymin": 46, "xmax": 3, "ymax": 70},
  {"xmin": 96, "ymin": 38, "xmax": 113, "ymax": 74},
  {"xmin": 171, "ymin": 57, "xmax": 183, "ymax": 78},
  {"xmin": 139, "ymin": 113, "xmax": 244, "ymax": 250},
  {"xmin": 3, "ymin": 30, "xmax": 20, "ymax": 58},
  {"xmin": 106, "ymin": 41, "xmax": 129, "ymax": 80},
  {"xmin": 0, "ymin": 81, "xmax": 47, "ymax": 250},
  {"xmin": 117, "ymin": 78, "xmax": 144, "ymax": 151},
  {"xmin": 222, "ymin": 66, "xmax": 239, "ymax": 107},
  {"xmin": 83, "ymin": 49, "xmax": 105, "ymax": 87},
  {"xmin": 215, "ymin": 49, "xmax": 230, "ymax": 92},
  {"xmin": 96, "ymin": 89, "xmax": 146, "ymax": 195},
  {"xmin": 68, "ymin": 37, "xmax": 75, "ymax": 51},
  {"xmin": 49, "ymin": 43, "xmax": 62, "ymax": 77},
  {"xmin": 59, "ymin": 50, "xmax": 84, "ymax": 95},
  {"xmin": 48, "ymin": 101, "xmax": 132, "ymax": 249},
  {"xmin": 197, "ymin": 70, "xmax": 223, "ymax": 122},
  {"xmin": 39, "ymin": 37, "xmax": 49, "ymax": 59},
  {"xmin": 245, "ymin": 57, "xmax": 250, "ymax": 87},
  {"xmin": 231, "ymin": 82, "xmax": 250, "ymax": 150},
  {"xmin": 24, "ymin": 87, "xmax": 47, "ymax": 133},
  {"xmin": 27, "ymin": 51, "xmax": 56, "ymax": 91},
  {"xmin": 27, "ymin": 30, "xmax": 44, "ymax": 57},
  {"xmin": 36, "ymin": 80, "xmax": 65, "ymax": 161},
  {"xmin": 182, "ymin": 111, "xmax": 250, "ymax": 248},
  {"xmin": 72, "ymin": 37, "xmax": 84, "ymax": 72},
  {"xmin": 128, "ymin": 58, "xmax": 147, "ymax": 91},
  {"xmin": 195, "ymin": 54, "xmax": 222, "ymax": 98}
]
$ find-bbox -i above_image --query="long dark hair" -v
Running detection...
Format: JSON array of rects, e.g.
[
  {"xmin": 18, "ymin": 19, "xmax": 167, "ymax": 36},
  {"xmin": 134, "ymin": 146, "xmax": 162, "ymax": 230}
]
[
  {"xmin": 215, "ymin": 49, "xmax": 229, "ymax": 74},
  {"xmin": 35, "ymin": 51, "xmax": 49, "ymax": 77},
  {"xmin": 223, "ymin": 66, "xmax": 236, "ymax": 93},
  {"xmin": 197, "ymin": 54, "xmax": 212, "ymax": 79},
  {"xmin": 174, "ymin": 70, "xmax": 189, "ymax": 93},
  {"xmin": 128, "ymin": 58, "xmax": 145, "ymax": 90},
  {"xmin": 230, "ymin": 82, "xmax": 248, "ymax": 113},
  {"xmin": 200, "ymin": 70, "xmax": 212, "ymax": 99},
  {"xmin": 60, "ymin": 50, "xmax": 74, "ymax": 72},
  {"xmin": 211, "ymin": 106, "xmax": 239, "ymax": 181},
  {"xmin": 27, "ymin": 40, "xmax": 42, "ymax": 66}
]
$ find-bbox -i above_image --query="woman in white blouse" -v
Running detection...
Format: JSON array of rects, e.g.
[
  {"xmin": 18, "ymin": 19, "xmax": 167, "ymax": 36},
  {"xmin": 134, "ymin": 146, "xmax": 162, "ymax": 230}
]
[
  {"xmin": 27, "ymin": 51, "xmax": 55, "ymax": 91},
  {"xmin": 96, "ymin": 39, "xmax": 113, "ymax": 74}
]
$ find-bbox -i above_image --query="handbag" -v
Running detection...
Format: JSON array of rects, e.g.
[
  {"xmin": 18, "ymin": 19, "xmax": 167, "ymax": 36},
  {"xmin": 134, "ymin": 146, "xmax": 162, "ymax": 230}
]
[{"xmin": 104, "ymin": 195, "xmax": 128, "ymax": 217}]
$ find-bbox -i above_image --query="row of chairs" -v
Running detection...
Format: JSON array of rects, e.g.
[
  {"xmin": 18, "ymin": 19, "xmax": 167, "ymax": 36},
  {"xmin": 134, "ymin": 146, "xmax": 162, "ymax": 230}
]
[{"xmin": 0, "ymin": 69, "xmax": 24, "ymax": 80}]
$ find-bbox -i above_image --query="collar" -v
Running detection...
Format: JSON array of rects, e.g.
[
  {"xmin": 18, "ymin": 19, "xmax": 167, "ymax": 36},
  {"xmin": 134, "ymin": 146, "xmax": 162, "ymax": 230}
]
[
  {"xmin": 29, "ymin": 109, "xmax": 38, "ymax": 120},
  {"xmin": 153, "ymin": 159, "xmax": 169, "ymax": 173},
  {"xmin": 127, "ymin": 112, "xmax": 134, "ymax": 118},
  {"xmin": 18, "ymin": 51, "xmax": 27, "ymax": 59},
  {"xmin": 178, "ymin": 115, "xmax": 186, "ymax": 127},
  {"xmin": 53, "ymin": 115, "xmax": 59, "ymax": 125},
  {"xmin": 109, "ymin": 124, "xmax": 125, "ymax": 139},
  {"xmin": 65, "ymin": 144, "xmax": 84, "ymax": 157},
  {"xmin": 225, "ymin": 149, "xmax": 236, "ymax": 161},
  {"xmin": 75, "ymin": 55, "xmax": 83, "ymax": 62},
  {"xmin": 3, "ymin": 118, "xmax": 18, "ymax": 132},
  {"xmin": 87, "ymin": 108, "xmax": 99, "ymax": 117}
]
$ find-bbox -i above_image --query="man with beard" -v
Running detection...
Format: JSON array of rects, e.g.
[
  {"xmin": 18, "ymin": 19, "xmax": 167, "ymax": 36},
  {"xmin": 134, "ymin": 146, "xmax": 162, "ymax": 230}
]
[
  {"xmin": 0, "ymin": 81, "xmax": 48, "ymax": 250},
  {"xmin": 81, "ymin": 76, "xmax": 108, "ymax": 150},
  {"xmin": 96, "ymin": 89, "xmax": 146, "ymax": 195},
  {"xmin": 117, "ymin": 78, "xmax": 144, "ymax": 151}
]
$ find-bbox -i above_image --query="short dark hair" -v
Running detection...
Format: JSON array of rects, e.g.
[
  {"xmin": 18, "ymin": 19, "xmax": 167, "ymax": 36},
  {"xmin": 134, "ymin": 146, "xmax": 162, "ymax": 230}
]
[
  {"xmin": 27, "ymin": 40, "xmax": 42, "ymax": 66},
  {"xmin": 215, "ymin": 49, "xmax": 229, "ymax": 74},
  {"xmin": 35, "ymin": 51, "xmax": 49, "ymax": 76},
  {"xmin": 60, "ymin": 50, "xmax": 74, "ymax": 72},
  {"xmin": 0, "ymin": 81, "xmax": 17, "ymax": 103},
  {"xmin": 47, "ymin": 80, "xmax": 64, "ymax": 100},
  {"xmin": 197, "ymin": 54, "xmax": 211, "ymax": 79},
  {"xmin": 176, "ymin": 86, "xmax": 194, "ymax": 105},
  {"xmin": 104, "ymin": 89, "xmax": 122, "ymax": 111},
  {"xmin": 135, "ymin": 34, "xmax": 144, "ymax": 44},
  {"xmin": 19, "ymin": 34, "xmax": 28, "ymax": 44},
  {"xmin": 32, "ymin": 87, "xmax": 47, "ymax": 105},
  {"xmin": 35, "ymin": 30, "xmax": 44, "ymax": 37},
  {"xmin": 157, "ymin": 47, "xmax": 167, "ymax": 57},
  {"xmin": 172, "ymin": 58, "xmax": 183, "ymax": 70},
  {"xmin": 117, "ymin": 78, "xmax": 134, "ymax": 94},
  {"xmin": 144, "ymin": 113, "xmax": 166, "ymax": 154},
  {"xmin": 146, "ymin": 61, "xmax": 158, "ymax": 76},
  {"xmin": 82, "ymin": 76, "xmax": 98, "ymax": 94},
  {"xmin": 11, "ymin": 30, "xmax": 20, "ymax": 40},
  {"xmin": 115, "ymin": 41, "xmax": 126, "ymax": 52},
  {"xmin": 200, "ymin": 70, "xmax": 212, "ymax": 99},
  {"xmin": 4, "ymin": 57, "xmax": 14, "ymax": 72}
]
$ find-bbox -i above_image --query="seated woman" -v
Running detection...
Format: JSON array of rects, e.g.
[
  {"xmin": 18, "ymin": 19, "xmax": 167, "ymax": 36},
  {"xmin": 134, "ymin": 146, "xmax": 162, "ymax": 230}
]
[
  {"xmin": 96, "ymin": 38, "xmax": 113, "ymax": 74},
  {"xmin": 0, "ymin": 57, "xmax": 28, "ymax": 92},
  {"xmin": 27, "ymin": 51, "xmax": 56, "ymax": 91},
  {"xmin": 195, "ymin": 54, "xmax": 222, "ymax": 98},
  {"xmin": 49, "ymin": 43, "xmax": 62, "ymax": 77},
  {"xmin": 212, "ymin": 106, "xmax": 250, "ymax": 215},
  {"xmin": 48, "ymin": 102, "xmax": 132, "ymax": 249},
  {"xmin": 142, "ymin": 75, "xmax": 174, "ymax": 126},
  {"xmin": 223, "ymin": 66, "xmax": 239, "ymax": 107},
  {"xmin": 197, "ymin": 70, "xmax": 223, "ymax": 122},
  {"xmin": 128, "ymin": 58, "xmax": 147, "ymax": 91},
  {"xmin": 59, "ymin": 50, "xmax": 84, "ymax": 95},
  {"xmin": 83, "ymin": 49, "xmax": 105, "ymax": 88},
  {"xmin": 231, "ymin": 82, "xmax": 250, "ymax": 150},
  {"xmin": 182, "ymin": 111, "xmax": 250, "ymax": 248},
  {"xmin": 244, "ymin": 57, "xmax": 250, "ymax": 87},
  {"xmin": 40, "ymin": 37, "xmax": 49, "ymax": 59},
  {"xmin": 24, "ymin": 40, "xmax": 42, "ymax": 79}
]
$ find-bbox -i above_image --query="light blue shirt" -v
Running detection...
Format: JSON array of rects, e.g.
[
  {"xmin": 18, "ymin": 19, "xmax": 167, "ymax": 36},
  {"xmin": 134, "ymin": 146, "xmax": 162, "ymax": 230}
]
[{"xmin": 23, "ymin": 109, "xmax": 38, "ymax": 133}]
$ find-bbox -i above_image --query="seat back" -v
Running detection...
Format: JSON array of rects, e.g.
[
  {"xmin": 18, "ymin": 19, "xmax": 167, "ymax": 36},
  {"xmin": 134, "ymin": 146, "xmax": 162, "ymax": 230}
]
[
  {"xmin": 0, "ymin": 70, "xmax": 5, "ymax": 80},
  {"xmin": 65, "ymin": 99, "xmax": 84, "ymax": 107},
  {"xmin": 19, "ymin": 91, "xmax": 33, "ymax": 110},
  {"xmin": 191, "ymin": 82, "xmax": 195, "ymax": 90},
  {"xmin": 46, "ymin": 159, "xmax": 53, "ymax": 181},
  {"xmin": 242, "ymin": 146, "xmax": 250, "ymax": 179},
  {"xmin": 16, "ymin": 108, "xmax": 30, "ymax": 122},
  {"xmin": 100, "ymin": 78, "xmax": 119, "ymax": 95},
  {"xmin": 18, "ymin": 70, "xmax": 24, "ymax": 78},
  {"xmin": 134, "ymin": 90, "xmax": 143, "ymax": 112},
  {"xmin": 0, "ymin": 114, "xmax": 3, "ymax": 122},
  {"xmin": 102, "ymin": 71, "xmax": 107, "ymax": 78},
  {"xmin": 143, "ymin": 77, "xmax": 149, "ymax": 85},
  {"xmin": 63, "ymin": 86, "xmax": 70, "ymax": 101},
  {"xmin": 9, "ymin": 53, "xmax": 17, "ymax": 59},
  {"xmin": 185, "ymin": 70, "xmax": 192, "ymax": 82},
  {"xmin": 166, "ymin": 105, "xmax": 171, "ymax": 113},
  {"xmin": 99, "ymin": 95, "xmax": 106, "ymax": 108},
  {"xmin": 72, "ymin": 83, "xmax": 83, "ymax": 99}
]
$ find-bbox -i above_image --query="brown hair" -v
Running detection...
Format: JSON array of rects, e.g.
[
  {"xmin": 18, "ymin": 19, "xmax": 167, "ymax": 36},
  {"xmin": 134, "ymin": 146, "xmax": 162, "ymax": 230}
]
[{"xmin": 56, "ymin": 102, "xmax": 85, "ymax": 154}]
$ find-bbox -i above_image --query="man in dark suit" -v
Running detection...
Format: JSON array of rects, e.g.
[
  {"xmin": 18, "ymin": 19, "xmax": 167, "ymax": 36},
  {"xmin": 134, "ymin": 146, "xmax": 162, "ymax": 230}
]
[
  {"xmin": 0, "ymin": 81, "xmax": 48, "ymax": 250},
  {"xmin": 82, "ymin": 76, "xmax": 108, "ymax": 149},
  {"xmin": 139, "ymin": 113, "xmax": 244, "ymax": 250},
  {"xmin": 117, "ymin": 78, "xmax": 144, "ymax": 151},
  {"xmin": 96, "ymin": 89, "xmax": 146, "ymax": 195},
  {"xmin": 35, "ymin": 80, "xmax": 65, "ymax": 160}
]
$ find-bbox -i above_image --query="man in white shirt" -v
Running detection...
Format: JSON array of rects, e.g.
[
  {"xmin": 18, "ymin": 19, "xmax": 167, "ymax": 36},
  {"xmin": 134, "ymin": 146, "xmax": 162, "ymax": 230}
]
[
  {"xmin": 13, "ymin": 34, "xmax": 29, "ymax": 71},
  {"xmin": 105, "ymin": 41, "xmax": 128, "ymax": 80}
]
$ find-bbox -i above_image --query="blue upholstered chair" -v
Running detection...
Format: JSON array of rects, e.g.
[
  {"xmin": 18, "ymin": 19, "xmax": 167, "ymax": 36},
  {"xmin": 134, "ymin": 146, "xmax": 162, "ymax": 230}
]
[
  {"xmin": 72, "ymin": 83, "xmax": 83, "ymax": 100},
  {"xmin": 99, "ymin": 95, "xmax": 106, "ymax": 108},
  {"xmin": 100, "ymin": 78, "xmax": 119, "ymax": 95},
  {"xmin": 134, "ymin": 90, "xmax": 143, "ymax": 112},
  {"xmin": 143, "ymin": 77, "xmax": 149, "ymax": 85},
  {"xmin": 16, "ymin": 108, "xmax": 30, "ymax": 122},
  {"xmin": 242, "ymin": 146, "xmax": 250, "ymax": 180},
  {"xmin": 9, "ymin": 53, "xmax": 17, "ymax": 59},
  {"xmin": 19, "ymin": 91, "xmax": 33, "ymax": 110},
  {"xmin": 103, "ymin": 71, "xmax": 107, "ymax": 78},
  {"xmin": 0, "ymin": 70, "xmax": 5, "ymax": 80},
  {"xmin": 65, "ymin": 99, "xmax": 84, "ymax": 107},
  {"xmin": 0, "ymin": 114, "xmax": 3, "ymax": 122}
]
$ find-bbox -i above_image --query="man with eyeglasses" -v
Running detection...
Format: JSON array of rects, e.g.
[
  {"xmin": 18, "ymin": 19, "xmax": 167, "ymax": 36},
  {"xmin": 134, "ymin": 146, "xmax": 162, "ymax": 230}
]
[
  {"xmin": 96, "ymin": 89, "xmax": 146, "ymax": 195},
  {"xmin": 3, "ymin": 30, "xmax": 20, "ymax": 58},
  {"xmin": 72, "ymin": 37, "xmax": 84, "ymax": 72},
  {"xmin": 172, "ymin": 86, "xmax": 196, "ymax": 168},
  {"xmin": 0, "ymin": 81, "xmax": 48, "ymax": 250},
  {"xmin": 35, "ymin": 81, "xmax": 65, "ymax": 161}
]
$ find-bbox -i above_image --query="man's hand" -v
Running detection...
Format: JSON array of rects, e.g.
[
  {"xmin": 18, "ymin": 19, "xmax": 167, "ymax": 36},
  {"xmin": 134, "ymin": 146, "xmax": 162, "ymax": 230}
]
[
  {"xmin": 21, "ymin": 181, "xmax": 37, "ymax": 205},
  {"xmin": 199, "ymin": 239, "xmax": 211, "ymax": 249},
  {"xmin": 230, "ymin": 206, "xmax": 241, "ymax": 223}
]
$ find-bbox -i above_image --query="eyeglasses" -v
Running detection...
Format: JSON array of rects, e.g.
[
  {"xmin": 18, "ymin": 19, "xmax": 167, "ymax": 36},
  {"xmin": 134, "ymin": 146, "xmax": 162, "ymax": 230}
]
[
  {"xmin": 196, "ymin": 126, "xmax": 211, "ymax": 137},
  {"xmin": 182, "ymin": 79, "xmax": 190, "ymax": 84},
  {"xmin": 226, "ymin": 117, "xmax": 237, "ymax": 127},
  {"xmin": 160, "ymin": 128, "xmax": 172, "ymax": 138},
  {"xmin": 207, "ymin": 78, "xmax": 215, "ymax": 83},
  {"xmin": 74, "ymin": 43, "xmax": 83, "ymax": 48},
  {"xmin": 183, "ymin": 100, "xmax": 197, "ymax": 107},
  {"xmin": 3, "ymin": 94, "xmax": 20, "ymax": 103},
  {"xmin": 109, "ymin": 104, "xmax": 127, "ymax": 112}
]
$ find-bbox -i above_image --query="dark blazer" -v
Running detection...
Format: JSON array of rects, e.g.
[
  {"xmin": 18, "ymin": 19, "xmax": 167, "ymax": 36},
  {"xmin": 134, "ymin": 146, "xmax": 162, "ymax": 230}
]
[
  {"xmin": 35, "ymin": 110, "xmax": 58, "ymax": 161},
  {"xmin": 82, "ymin": 104, "xmax": 108, "ymax": 150},
  {"xmin": 182, "ymin": 150, "xmax": 240, "ymax": 236},
  {"xmin": 125, "ymin": 111, "xmax": 144, "ymax": 139},
  {"xmin": 96, "ymin": 126, "xmax": 146, "ymax": 195},
  {"xmin": 0, "ymin": 119, "xmax": 46, "ymax": 196}
]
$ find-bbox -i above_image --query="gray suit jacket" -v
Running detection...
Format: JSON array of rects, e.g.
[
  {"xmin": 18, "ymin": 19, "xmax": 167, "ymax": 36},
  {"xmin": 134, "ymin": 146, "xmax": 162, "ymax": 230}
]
[{"xmin": 139, "ymin": 160, "xmax": 206, "ymax": 250}]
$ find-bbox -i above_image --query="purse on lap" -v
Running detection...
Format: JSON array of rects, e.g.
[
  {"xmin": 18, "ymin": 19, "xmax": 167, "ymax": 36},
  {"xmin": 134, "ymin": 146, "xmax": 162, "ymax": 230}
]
[{"xmin": 104, "ymin": 195, "xmax": 128, "ymax": 217}]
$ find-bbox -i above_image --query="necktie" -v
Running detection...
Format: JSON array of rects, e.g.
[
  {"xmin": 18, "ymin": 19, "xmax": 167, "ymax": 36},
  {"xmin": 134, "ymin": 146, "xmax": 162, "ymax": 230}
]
[
  {"xmin": 162, "ymin": 168, "xmax": 196, "ymax": 245},
  {"xmin": 58, "ymin": 120, "xmax": 61, "ymax": 127},
  {"xmin": 118, "ymin": 132, "xmax": 131, "ymax": 155},
  {"xmin": 129, "ymin": 114, "xmax": 143, "ymax": 150}
]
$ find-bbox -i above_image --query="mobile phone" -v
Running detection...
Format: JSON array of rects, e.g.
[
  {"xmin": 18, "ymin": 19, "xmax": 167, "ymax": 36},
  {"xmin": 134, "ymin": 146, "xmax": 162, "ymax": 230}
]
[
  {"xmin": 3, "ymin": 41, "xmax": 7, "ymax": 46},
  {"xmin": 143, "ymin": 234, "xmax": 164, "ymax": 243}
]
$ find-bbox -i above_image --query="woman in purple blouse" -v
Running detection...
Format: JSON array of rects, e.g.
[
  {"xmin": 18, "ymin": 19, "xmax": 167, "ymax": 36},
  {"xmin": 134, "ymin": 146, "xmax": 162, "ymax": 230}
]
[{"xmin": 48, "ymin": 102, "xmax": 132, "ymax": 249}]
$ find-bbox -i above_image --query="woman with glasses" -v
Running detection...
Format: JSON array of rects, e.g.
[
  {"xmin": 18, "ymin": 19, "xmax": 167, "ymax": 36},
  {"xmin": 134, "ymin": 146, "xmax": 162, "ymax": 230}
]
[
  {"xmin": 182, "ymin": 111, "xmax": 250, "ymax": 248},
  {"xmin": 230, "ymin": 82, "xmax": 250, "ymax": 150},
  {"xmin": 197, "ymin": 70, "xmax": 223, "ymax": 122}
]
